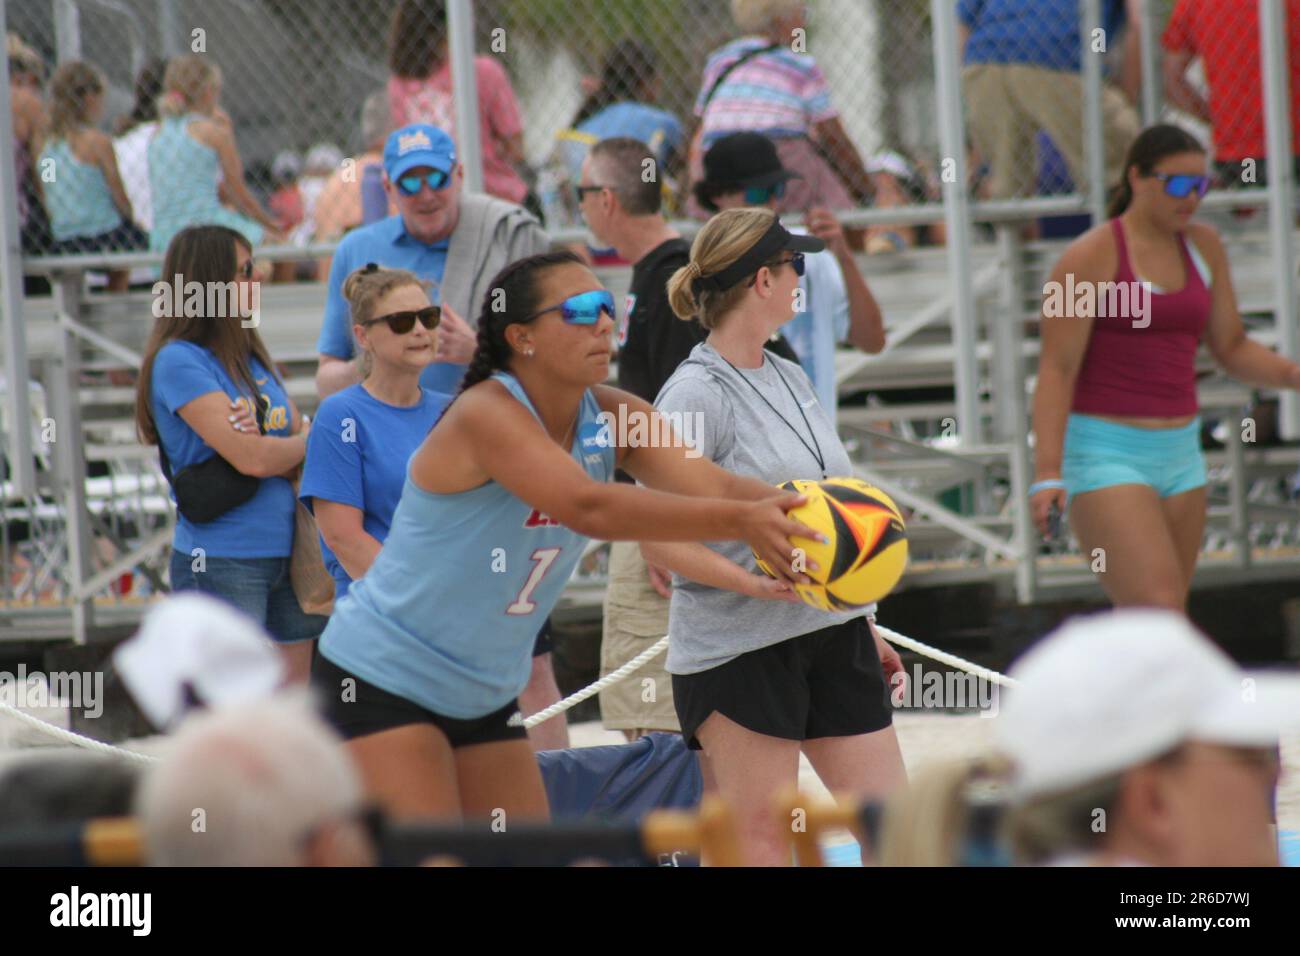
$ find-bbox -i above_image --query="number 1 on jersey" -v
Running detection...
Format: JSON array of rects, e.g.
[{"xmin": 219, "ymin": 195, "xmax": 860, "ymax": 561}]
[{"xmin": 506, "ymin": 547, "xmax": 561, "ymax": 615}]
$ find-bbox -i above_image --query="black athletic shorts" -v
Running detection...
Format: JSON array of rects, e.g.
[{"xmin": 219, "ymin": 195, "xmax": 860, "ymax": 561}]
[
  {"xmin": 532, "ymin": 616, "xmax": 553, "ymax": 657},
  {"xmin": 671, "ymin": 616, "xmax": 892, "ymax": 751},
  {"xmin": 312, "ymin": 653, "xmax": 527, "ymax": 747}
]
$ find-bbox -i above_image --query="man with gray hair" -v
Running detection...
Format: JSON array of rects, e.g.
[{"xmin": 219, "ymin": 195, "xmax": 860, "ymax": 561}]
[{"xmin": 135, "ymin": 693, "xmax": 376, "ymax": 866}]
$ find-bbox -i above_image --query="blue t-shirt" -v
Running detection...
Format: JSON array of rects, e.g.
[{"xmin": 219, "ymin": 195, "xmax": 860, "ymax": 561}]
[
  {"xmin": 560, "ymin": 101, "xmax": 684, "ymax": 183},
  {"xmin": 959, "ymin": 0, "xmax": 1125, "ymax": 72},
  {"xmin": 151, "ymin": 340, "xmax": 296, "ymax": 558},
  {"xmin": 298, "ymin": 383, "xmax": 451, "ymax": 599},
  {"xmin": 315, "ymin": 214, "xmax": 460, "ymax": 393}
]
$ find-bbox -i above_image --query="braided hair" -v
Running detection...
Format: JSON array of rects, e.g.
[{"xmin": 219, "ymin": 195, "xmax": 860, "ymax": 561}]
[{"xmin": 458, "ymin": 250, "xmax": 588, "ymax": 395}]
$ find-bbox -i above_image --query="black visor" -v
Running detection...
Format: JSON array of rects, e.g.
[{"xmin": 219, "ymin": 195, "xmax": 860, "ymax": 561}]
[{"xmin": 692, "ymin": 218, "xmax": 825, "ymax": 295}]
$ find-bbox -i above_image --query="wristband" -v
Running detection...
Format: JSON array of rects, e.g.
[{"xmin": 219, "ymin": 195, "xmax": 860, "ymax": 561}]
[{"xmin": 1028, "ymin": 478, "xmax": 1066, "ymax": 496}]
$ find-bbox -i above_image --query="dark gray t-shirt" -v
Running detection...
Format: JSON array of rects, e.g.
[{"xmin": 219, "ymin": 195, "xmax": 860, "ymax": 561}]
[{"xmin": 654, "ymin": 342, "xmax": 864, "ymax": 675}]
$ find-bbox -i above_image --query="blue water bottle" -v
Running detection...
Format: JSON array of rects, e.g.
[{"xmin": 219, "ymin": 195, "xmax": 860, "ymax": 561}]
[{"xmin": 361, "ymin": 162, "xmax": 387, "ymax": 225}]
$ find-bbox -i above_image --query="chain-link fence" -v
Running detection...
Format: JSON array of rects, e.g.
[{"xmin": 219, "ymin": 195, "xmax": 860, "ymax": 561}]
[
  {"xmin": 5, "ymin": 0, "xmax": 1300, "ymax": 632},
  {"xmin": 11, "ymin": 0, "xmax": 1300, "ymax": 264},
  {"xmin": 8, "ymin": 0, "xmax": 938, "ymax": 260}
]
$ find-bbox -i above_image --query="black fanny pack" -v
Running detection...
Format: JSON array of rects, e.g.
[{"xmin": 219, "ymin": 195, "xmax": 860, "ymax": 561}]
[{"xmin": 159, "ymin": 396, "xmax": 267, "ymax": 524}]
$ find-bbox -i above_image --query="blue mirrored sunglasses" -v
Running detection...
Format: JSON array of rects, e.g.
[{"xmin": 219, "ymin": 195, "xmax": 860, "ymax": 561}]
[
  {"xmin": 525, "ymin": 289, "xmax": 616, "ymax": 325},
  {"xmin": 397, "ymin": 169, "xmax": 451, "ymax": 195},
  {"xmin": 744, "ymin": 181, "xmax": 787, "ymax": 205},
  {"xmin": 1150, "ymin": 172, "xmax": 1211, "ymax": 199}
]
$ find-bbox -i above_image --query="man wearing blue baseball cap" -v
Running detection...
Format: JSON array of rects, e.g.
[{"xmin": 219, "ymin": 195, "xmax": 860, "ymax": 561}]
[
  {"xmin": 316, "ymin": 123, "xmax": 551, "ymax": 398},
  {"xmin": 314, "ymin": 124, "xmax": 564, "ymax": 751}
]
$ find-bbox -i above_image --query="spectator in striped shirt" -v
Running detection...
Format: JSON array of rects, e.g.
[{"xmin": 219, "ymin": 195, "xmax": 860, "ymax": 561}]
[{"xmin": 687, "ymin": 0, "xmax": 874, "ymax": 218}]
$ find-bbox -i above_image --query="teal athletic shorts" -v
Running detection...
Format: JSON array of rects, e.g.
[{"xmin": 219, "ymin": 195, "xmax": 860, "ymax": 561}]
[{"xmin": 1062, "ymin": 414, "xmax": 1207, "ymax": 499}]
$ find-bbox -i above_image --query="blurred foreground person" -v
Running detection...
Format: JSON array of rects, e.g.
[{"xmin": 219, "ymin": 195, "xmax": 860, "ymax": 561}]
[
  {"xmin": 882, "ymin": 609, "xmax": 1300, "ymax": 866},
  {"xmin": 135, "ymin": 693, "xmax": 375, "ymax": 866}
]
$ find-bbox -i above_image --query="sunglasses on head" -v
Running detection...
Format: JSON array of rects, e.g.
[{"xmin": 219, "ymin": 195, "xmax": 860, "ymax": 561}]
[
  {"xmin": 746, "ymin": 252, "xmax": 805, "ymax": 287},
  {"xmin": 361, "ymin": 305, "xmax": 441, "ymax": 334},
  {"xmin": 524, "ymin": 289, "xmax": 616, "ymax": 325},
  {"xmin": 396, "ymin": 169, "xmax": 451, "ymax": 196},
  {"xmin": 1148, "ymin": 172, "xmax": 1211, "ymax": 199},
  {"xmin": 743, "ymin": 181, "xmax": 787, "ymax": 205}
]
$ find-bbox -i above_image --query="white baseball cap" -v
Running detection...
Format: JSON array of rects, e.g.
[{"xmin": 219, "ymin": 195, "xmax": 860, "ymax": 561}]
[
  {"xmin": 995, "ymin": 608, "xmax": 1300, "ymax": 798},
  {"xmin": 113, "ymin": 593, "xmax": 285, "ymax": 732}
]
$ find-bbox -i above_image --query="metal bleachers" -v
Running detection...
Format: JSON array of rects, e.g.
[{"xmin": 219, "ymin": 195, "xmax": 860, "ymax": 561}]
[{"xmin": 6, "ymin": 215, "xmax": 1300, "ymax": 642}]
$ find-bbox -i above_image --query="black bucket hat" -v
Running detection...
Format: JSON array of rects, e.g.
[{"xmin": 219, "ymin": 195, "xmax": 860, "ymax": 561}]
[{"xmin": 694, "ymin": 132, "xmax": 801, "ymax": 212}]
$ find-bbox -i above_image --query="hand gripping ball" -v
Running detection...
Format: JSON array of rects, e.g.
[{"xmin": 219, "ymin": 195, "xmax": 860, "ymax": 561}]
[{"xmin": 754, "ymin": 477, "xmax": 908, "ymax": 611}]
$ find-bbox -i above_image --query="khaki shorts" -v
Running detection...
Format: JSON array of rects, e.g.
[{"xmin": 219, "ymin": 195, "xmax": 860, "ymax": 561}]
[
  {"xmin": 599, "ymin": 541, "xmax": 679, "ymax": 733},
  {"xmin": 962, "ymin": 62, "xmax": 1139, "ymax": 199}
]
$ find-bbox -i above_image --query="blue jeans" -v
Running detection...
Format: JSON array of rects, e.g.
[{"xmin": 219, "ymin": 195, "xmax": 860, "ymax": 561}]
[{"xmin": 169, "ymin": 550, "xmax": 326, "ymax": 644}]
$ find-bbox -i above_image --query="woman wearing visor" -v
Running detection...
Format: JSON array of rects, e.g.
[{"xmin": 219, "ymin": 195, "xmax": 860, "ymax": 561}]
[
  {"xmin": 644, "ymin": 207, "xmax": 907, "ymax": 865},
  {"xmin": 312, "ymin": 249, "xmax": 828, "ymax": 822},
  {"xmin": 1032, "ymin": 124, "xmax": 1300, "ymax": 610}
]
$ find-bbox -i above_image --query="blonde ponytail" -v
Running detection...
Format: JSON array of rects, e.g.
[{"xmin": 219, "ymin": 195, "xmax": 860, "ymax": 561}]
[
  {"xmin": 159, "ymin": 56, "xmax": 219, "ymax": 117},
  {"xmin": 669, "ymin": 207, "xmax": 780, "ymax": 330}
]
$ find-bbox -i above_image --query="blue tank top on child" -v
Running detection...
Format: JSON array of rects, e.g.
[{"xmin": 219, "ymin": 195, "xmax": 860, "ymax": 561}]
[
  {"xmin": 39, "ymin": 139, "xmax": 122, "ymax": 241},
  {"xmin": 148, "ymin": 114, "xmax": 265, "ymax": 251},
  {"xmin": 318, "ymin": 372, "xmax": 616, "ymax": 719}
]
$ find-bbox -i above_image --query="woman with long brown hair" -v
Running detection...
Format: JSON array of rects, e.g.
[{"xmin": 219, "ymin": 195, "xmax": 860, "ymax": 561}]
[
  {"xmin": 135, "ymin": 225, "xmax": 321, "ymax": 680},
  {"xmin": 1031, "ymin": 124, "xmax": 1300, "ymax": 610},
  {"xmin": 386, "ymin": 0, "xmax": 529, "ymax": 206}
]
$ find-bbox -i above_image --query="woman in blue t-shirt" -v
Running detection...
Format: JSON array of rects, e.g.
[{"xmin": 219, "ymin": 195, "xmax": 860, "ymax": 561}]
[
  {"xmin": 300, "ymin": 264, "xmax": 449, "ymax": 600},
  {"xmin": 135, "ymin": 225, "xmax": 320, "ymax": 681}
]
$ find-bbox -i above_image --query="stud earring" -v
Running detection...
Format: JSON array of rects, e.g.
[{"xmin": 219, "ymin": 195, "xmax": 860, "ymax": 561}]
[{"xmin": 524, "ymin": 347, "xmax": 535, "ymax": 357}]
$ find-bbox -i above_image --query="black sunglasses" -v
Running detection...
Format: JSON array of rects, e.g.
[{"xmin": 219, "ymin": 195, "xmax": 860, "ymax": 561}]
[
  {"xmin": 238, "ymin": 259, "xmax": 254, "ymax": 279},
  {"xmin": 746, "ymin": 253, "xmax": 806, "ymax": 287},
  {"xmin": 361, "ymin": 305, "xmax": 441, "ymax": 334},
  {"xmin": 574, "ymin": 183, "xmax": 612, "ymax": 201}
]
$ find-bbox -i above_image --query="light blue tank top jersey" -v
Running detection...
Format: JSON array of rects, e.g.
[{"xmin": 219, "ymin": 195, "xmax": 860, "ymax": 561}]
[
  {"xmin": 39, "ymin": 139, "xmax": 122, "ymax": 241},
  {"xmin": 318, "ymin": 372, "xmax": 616, "ymax": 719},
  {"xmin": 148, "ymin": 114, "xmax": 264, "ymax": 252}
]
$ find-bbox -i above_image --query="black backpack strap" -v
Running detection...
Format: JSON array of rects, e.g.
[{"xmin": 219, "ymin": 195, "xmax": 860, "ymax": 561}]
[{"xmin": 701, "ymin": 42, "xmax": 782, "ymax": 112}]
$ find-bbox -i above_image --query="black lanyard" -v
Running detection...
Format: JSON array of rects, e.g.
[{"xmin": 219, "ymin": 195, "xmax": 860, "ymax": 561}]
[{"xmin": 720, "ymin": 353, "xmax": 826, "ymax": 479}]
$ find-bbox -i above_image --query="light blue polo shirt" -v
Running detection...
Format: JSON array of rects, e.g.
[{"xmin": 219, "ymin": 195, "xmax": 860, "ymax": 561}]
[{"xmin": 316, "ymin": 214, "xmax": 460, "ymax": 394}]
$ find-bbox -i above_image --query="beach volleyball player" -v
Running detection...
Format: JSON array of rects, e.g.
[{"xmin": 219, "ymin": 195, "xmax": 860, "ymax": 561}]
[
  {"xmin": 312, "ymin": 250, "xmax": 824, "ymax": 820},
  {"xmin": 1032, "ymin": 124, "xmax": 1300, "ymax": 610}
]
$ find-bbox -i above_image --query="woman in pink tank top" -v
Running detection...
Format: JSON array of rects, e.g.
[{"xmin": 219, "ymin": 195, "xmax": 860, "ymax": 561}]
[{"xmin": 1031, "ymin": 125, "xmax": 1300, "ymax": 611}]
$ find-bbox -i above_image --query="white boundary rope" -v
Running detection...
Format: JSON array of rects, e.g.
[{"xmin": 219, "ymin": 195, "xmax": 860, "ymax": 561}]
[
  {"xmin": 0, "ymin": 699, "xmax": 158, "ymax": 764},
  {"xmin": 874, "ymin": 624, "xmax": 1020, "ymax": 688},
  {"xmin": 1, "ymin": 623, "xmax": 1016, "ymax": 746},
  {"xmin": 517, "ymin": 635, "xmax": 671, "ymax": 729}
]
